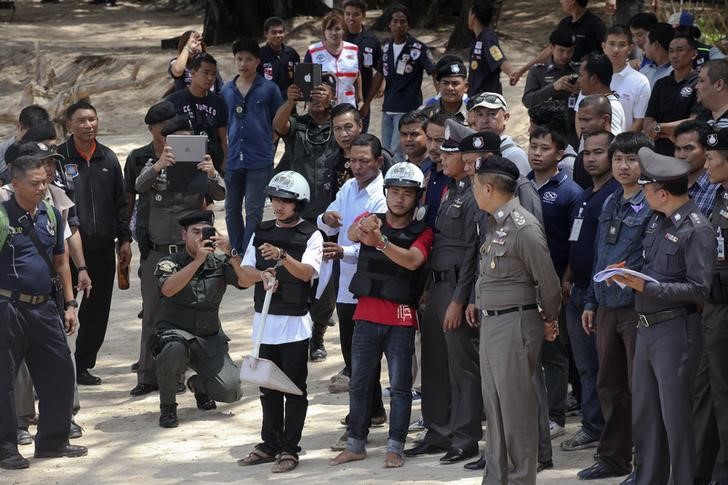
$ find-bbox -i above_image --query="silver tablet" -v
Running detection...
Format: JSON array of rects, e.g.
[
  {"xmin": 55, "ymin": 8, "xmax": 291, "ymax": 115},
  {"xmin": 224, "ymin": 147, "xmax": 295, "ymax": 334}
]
[{"xmin": 167, "ymin": 134, "xmax": 207, "ymax": 162}]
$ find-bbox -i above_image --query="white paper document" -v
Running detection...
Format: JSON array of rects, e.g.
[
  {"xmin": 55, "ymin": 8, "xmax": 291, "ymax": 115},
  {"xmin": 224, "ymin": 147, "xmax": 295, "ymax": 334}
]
[{"xmin": 592, "ymin": 268, "xmax": 660, "ymax": 289}]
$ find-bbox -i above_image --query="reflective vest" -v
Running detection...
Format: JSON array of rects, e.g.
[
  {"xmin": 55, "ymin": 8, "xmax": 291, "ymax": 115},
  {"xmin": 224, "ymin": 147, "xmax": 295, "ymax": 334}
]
[{"xmin": 307, "ymin": 41, "xmax": 359, "ymax": 107}]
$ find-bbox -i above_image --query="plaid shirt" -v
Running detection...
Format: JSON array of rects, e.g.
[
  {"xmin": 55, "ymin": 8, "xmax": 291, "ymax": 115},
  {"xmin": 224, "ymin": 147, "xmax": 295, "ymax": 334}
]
[{"xmin": 688, "ymin": 171, "xmax": 720, "ymax": 217}]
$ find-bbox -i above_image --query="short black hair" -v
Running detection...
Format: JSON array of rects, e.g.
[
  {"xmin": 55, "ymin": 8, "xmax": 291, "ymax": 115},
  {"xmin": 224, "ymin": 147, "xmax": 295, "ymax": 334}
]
[
  {"xmin": 263, "ymin": 16, "xmax": 285, "ymax": 33},
  {"xmin": 351, "ymin": 133, "xmax": 383, "ymax": 159},
  {"xmin": 343, "ymin": 0, "xmax": 367, "ymax": 11},
  {"xmin": 424, "ymin": 111, "xmax": 455, "ymax": 131},
  {"xmin": 675, "ymin": 119, "xmax": 713, "ymax": 148},
  {"xmin": 331, "ymin": 103, "xmax": 362, "ymax": 124},
  {"xmin": 477, "ymin": 172, "xmax": 517, "ymax": 194},
  {"xmin": 654, "ymin": 178, "xmax": 688, "ymax": 196},
  {"xmin": 583, "ymin": 130, "xmax": 615, "ymax": 146},
  {"xmin": 10, "ymin": 155, "xmax": 44, "ymax": 180},
  {"xmin": 670, "ymin": 32, "xmax": 698, "ymax": 51},
  {"xmin": 530, "ymin": 126, "xmax": 567, "ymax": 151},
  {"xmin": 66, "ymin": 101, "xmax": 96, "ymax": 121},
  {"xmin": 628, "ymin": 12, "xmax": 657, "ymax": 30},
  {"xmin": 18, "ymin": 105, "xmax": 50, "ymax": 130},
  {"xmin": 648, "ymin": 23, "xmax": 674, "ymax": 52},
  {"xmin": 387, "ymin": 3, "xmax": 409, "ymax": 23},
  {"xmin": 583, "ymin": 53, "xmax": 613, "ymax": 87},
  {"xmin": 398, "ymin": 111, "xmax": 428, "ymax": 131},
  {"xmin": 605, "ymin": 24, "xmax": 632, "ymax": 43},
  {"xmin": 469, "ymin": 0, "xmax": 495, "ymax": 27},
  {"xmin": 577, "ymin": 0, "xmax": 589, "ymax": 6},
  {"xmin": 232, "ymin": 38, "xmax": 260, "ymax": 57},
  {"xmin": 190, "ymin": 52, "xmax": 217, "ymax": 70},
  {"xmin": 528, "ymin": 100, "xmax": 569, "ymax": 133},
  {"xmin": 608, "ymin": 131, "xmax": 653, "ymax": 160},
  {"xmin": 704, "ymin": 59, "xmax": 728, "ymax": 84},
  {"xmin": 579, "ymin": 94, "xmax": 612, "ymax": 117}
]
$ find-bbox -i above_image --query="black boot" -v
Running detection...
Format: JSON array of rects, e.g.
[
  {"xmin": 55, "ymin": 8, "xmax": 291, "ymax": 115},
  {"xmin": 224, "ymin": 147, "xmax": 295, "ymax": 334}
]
[
  {"xmin": 187, "ymin": 376, "xmax": 216, "ymax": 411},
  {"xmin": 309, "ymin": 322, "xmax": 327, "ymax": 362},
  {"xmin": 159, "ymin": 403, "xmax": 178, "ymax": 428}
]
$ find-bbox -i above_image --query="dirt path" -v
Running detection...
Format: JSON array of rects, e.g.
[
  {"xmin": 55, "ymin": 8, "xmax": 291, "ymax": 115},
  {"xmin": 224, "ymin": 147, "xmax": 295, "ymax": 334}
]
[{"xmin": 2, "ymin": 1, "xmax": 623, "ymax": 484}]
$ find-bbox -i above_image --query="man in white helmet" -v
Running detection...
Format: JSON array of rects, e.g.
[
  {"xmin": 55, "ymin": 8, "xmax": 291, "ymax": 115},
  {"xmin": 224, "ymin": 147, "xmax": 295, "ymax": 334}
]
[
  {"xmin": 237, "ymin": 171, "xmax": 323, "ymax": 473},
  {"xmin": 329, "ymin": 161, "xmax": 434, "ymax": 469}
]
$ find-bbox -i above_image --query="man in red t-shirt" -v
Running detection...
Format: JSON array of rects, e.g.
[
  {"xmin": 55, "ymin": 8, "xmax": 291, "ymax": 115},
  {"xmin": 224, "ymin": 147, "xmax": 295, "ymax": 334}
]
[{"xmin": 329, "ymin": 161, "xmax": 433, "ymax": 469}]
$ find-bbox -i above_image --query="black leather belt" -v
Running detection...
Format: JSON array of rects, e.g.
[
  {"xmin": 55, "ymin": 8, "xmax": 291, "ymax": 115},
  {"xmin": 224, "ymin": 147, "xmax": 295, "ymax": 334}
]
[
  {"xmin": 482, "ymin": 303, "xmax": 539, "ymax": 317},
  {"xmin": 151, "ymin": 243, "xmax": 183, "ymax": 254},
  {"xmin": 0, "ymin": 289, "xmax": 50, "ymax": 305},
  {"xmin": 638, "ymin": 305, "xmax": 698, "ymax": 327}
]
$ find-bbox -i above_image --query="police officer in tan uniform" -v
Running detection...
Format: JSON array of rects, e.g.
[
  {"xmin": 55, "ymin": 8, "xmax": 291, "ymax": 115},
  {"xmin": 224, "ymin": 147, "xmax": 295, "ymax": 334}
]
[{"xmin": 472, "ymin": 155, "xmax": 561, "ymax": 485}]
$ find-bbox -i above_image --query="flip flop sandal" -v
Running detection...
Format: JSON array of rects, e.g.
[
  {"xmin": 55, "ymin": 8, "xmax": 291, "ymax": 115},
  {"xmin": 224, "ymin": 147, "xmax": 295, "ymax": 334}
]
[
  {"xmin": 237, "ymin": 448, "xmax": 276, "ymax": 466},
  {"xmin": 272, "ymin": 452, "xmax": 299, "ymax": 473}
]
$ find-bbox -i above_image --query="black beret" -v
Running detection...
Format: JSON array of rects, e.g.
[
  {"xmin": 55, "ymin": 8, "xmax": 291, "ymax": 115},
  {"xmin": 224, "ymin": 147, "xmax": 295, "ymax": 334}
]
[
  {"xmin": 706, "ymin": 128, "xmax": 728, "ymax": 152},
  {"xmin": 637, "ymin": 147, "xmax": 689, "ymax": 184},
  {"xmin": 145, "ymin": 101, "xmax": 177, "ymax": 125},
  {"xmin": 459, "ymin": 131, "xmax": 501, "ymax": 154},
  {"xmin": 161, "ymin": 114, "xmax": 193, "ymax": 136},
  {"xmin": 435, "ymin": 60, "xmax": 467, "ymax": 81},
  {"xmin": 21, "ymin": 120, "xmax": 56, "ymax": 143},
  {"xmin": 476, "ymin": 155, "xmax": 519, "ymax": 180},
  {"xmin": 549, "ymin": 26, "xmax": 575, "ymax": 47},
  {"xmin": 178, "ymin": 210, "xmax": 215, "ymax": 228}
]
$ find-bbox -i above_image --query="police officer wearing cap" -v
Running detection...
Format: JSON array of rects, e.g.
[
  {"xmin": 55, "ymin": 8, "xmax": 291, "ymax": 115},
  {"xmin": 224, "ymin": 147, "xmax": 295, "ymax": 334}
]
[
  {"xmin": 404, "ymin": 114, "xmax": 480, "ymax": 464},
  {"xmin": 0, "ymin": 155, "xmax": 88, "ymax": 469},
  {"xmin": 152, "ymin": 210, "xmax": 244, "ymax": 428},
  {"xmin": 697, "ymin": 127, "xmax": 728, "ymax": 483},
  {"xmin": 611, "ymin": 147, "xmax": 715, "ymax": 485},
  {"xmin": 420, "ymin": 58, "xmax": 469, "ymax": 122},
  {"xmin": 131, "ymin": 114, "xmax": 225, "ymax": 397},
  {"xmin": 472, "ymin": 155, "xmax": 561, "ymax": 484}
]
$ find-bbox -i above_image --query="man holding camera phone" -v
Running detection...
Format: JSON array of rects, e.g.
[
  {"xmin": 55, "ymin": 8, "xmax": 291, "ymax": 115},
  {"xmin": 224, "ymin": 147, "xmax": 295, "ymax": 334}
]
[{"xmin": 130, "ymin": 114, "xmax": 225, "ymax": 397}]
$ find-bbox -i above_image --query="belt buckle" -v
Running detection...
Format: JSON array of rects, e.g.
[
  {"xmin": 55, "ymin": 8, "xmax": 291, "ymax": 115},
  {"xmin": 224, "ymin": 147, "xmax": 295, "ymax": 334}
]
[
  {"xmin": 638, "ymin": 314, "xmax": 650, "ymax": 328},
  {"xmin": 482, "ymin": 309, "xmax": 490, "ymax": 317},
  {"xmin": 169, "ymin": 245, "xmax": 178, "ymax": 254}
]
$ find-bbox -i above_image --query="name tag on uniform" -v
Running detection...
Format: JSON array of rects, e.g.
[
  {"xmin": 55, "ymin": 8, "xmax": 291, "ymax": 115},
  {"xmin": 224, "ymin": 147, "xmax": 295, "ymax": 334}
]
[
  {"xmin": 568, "ymin": 95, "xmax": 577, "ymax": 109},
  {"xmin": 569, "ymin": 218, "xmax": 583, "ymax": 241},
  {"xmin": 721, "ymin": 209, "xmax": 728, "ymax": 219},
  {"xmin": 396, "ymin": 59, "xmax": 407, "ymax": 75},
  {"xmin": 492, "ymin": 238, "xmax": 506, "ymax": 245},
  {"xmin": 605, "ymin": 219, "xmax": 621, "ymax": 244},
  {"xmin": 718, "ymin": 228, "xmax": 725, "ymax": 261}
]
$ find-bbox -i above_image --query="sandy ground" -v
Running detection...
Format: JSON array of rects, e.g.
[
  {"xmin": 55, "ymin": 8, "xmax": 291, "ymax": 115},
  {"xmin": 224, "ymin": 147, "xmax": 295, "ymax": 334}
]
[{"xmin": 2, "ymin": 1, "xmax": 625, "ymax": 484}]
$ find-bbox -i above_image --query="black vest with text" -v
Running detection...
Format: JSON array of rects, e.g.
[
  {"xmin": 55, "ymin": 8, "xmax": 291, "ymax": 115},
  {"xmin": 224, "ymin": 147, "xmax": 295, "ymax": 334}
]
[
  {"xmin": 253, "ymin": 219, "xmax": 317, "ymax": 316},
  {"xmin": 349, "ymin": 214, "xmax": 427, "ymax": 306}
]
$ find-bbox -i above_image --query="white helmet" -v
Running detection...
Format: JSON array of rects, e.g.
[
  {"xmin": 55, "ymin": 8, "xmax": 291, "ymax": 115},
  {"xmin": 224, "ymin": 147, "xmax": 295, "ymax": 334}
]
[
  {"xmin": 384, "ymin": 162, "xmax": 425, "ymax": 190},
  {"xmin": 266, "ymin": 171, "xmax": 310, "ymax": 202}
]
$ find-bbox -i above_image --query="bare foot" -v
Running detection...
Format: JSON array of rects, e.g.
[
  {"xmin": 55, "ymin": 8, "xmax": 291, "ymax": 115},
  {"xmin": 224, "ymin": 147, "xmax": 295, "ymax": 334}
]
[
  {"xmin": 384, "ymin": 451, "xmax": 404, "ymax": 468},
  {"xmin": 329, "ymin": 449, "xmax": 366, "ymax": 466}
]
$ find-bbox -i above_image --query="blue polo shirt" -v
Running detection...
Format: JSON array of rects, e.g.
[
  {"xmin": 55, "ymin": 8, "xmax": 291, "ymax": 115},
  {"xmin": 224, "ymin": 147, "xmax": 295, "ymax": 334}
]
[
  {"xmin": 0, "ymin": 197, "xmax": 64, "ymax": 295},
  {"xmin": 378, "ymin": 34, "xmax": 436, "ymax": 113},
  {"xmin": 221, "ymin": 74, "xmax": 284, "ymax": 171},
  {"xmin": 528, "ymin": 170, "xmax": 583, "ymax": 278},
  {"xmin": 569, "ymin": 177, "xmax": 620, "ymax": 288}
]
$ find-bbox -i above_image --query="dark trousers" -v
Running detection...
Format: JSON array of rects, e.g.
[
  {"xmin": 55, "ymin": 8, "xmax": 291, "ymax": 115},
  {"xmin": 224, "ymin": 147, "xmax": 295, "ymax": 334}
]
[
  {"xmin": 310, "ymin": 259, "xmax": 337, "ymax": 345},
  {"xmin": 0, "ymin": 298, "xmax": 74, "ymax": 455},
  {"xmin": 337, "ymin": 302, "xmax": 384, "ymax": 415},
  {"xmin": 633, "ymin": 313, "xmax": 702, "ymax": 485},
  {"xmin": 74, "ymin": 244, "xmax": 116, "ymax": 371},
  {"xmin": 137, "ymin": 250, "xmax": 165, "ymax": 386},
  {"xmin": 259, "ymin": 339, "xmax": 309, "ymax": 455},
  {"xmin": 595, "ymin": 306, "xmax": 637, "ymax": 474},
  {"xmin": 541, "ymin": 306, "xmax": 569, "ymax": 426},
  {"xmin": 694, "ymin": 303, "xmax": 728, "ymax": 481}
]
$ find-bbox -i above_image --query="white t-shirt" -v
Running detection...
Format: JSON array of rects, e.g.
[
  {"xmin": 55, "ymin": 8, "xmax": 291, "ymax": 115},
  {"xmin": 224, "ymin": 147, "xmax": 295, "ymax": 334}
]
[
  {"xmin": 610, "ymin": 65, "xmax": 651, "ymax": 130},
  {"xmin": 242, "ymin": 223, "xmax": 323, "ymax": 345},
  {"xmin": 575, "ymin": 92, "xmax": 626, "ymax": 135},
  {"xmin": 393, "ymin": 41, "xmax": 405, "ymax": 62}
]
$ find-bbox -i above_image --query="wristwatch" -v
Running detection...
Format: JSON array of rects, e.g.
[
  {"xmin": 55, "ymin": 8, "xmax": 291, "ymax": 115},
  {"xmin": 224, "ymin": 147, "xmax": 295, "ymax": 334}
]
[
  {"xmin": 653, "ymin": 123, "xmax": 661, "ymax": 134},
  {"xmin": 64, "ymin": 300, "xmax": 79, "ymax": 309},
  {"xmin": 77, "ymin": 266, "xmax": 88, "ymax": 272},
  {"xmin": 230, "ymin": 248, "xmax": 239, "ymax": 258},
  {"xmin": 375, "ymin": 235, "xmax": 389, "ymax": 251}
]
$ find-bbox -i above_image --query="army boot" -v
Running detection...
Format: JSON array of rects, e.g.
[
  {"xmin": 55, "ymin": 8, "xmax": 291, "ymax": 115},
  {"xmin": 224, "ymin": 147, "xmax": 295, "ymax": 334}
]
[{"xmin": 159, "ymin": 403, "xmax": 178, "ymax": 428}]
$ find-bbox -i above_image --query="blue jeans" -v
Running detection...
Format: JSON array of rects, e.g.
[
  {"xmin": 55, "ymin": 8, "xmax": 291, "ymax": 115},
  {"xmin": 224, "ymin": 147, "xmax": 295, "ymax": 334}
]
[
  {"xmin": 347, "ymin": 320, "xmax": 415, "ymax": 455},
  {"xmin": 224, "ymin": 166, "xmax": 273, "ymax": 254},
  {"xmin": 380, "ymin": 112, "xmax": 405, "ymax": 163},
  {"xmin": 566, "ymin": 285, "xmax": 605, "ymax": 438}
]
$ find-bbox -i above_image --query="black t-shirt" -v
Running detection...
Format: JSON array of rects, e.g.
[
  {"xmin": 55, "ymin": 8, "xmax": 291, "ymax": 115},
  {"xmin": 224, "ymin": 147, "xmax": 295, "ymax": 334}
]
[
  {"xmin": 124, "ymin": 142, "xmax": 156, "ymax": 234},
  {"xmin": 556, "ymin": 10, "xmax": 606, "ymax": 62},
  {"xmin": 696, "ymin": 107, "xmax": 728, "ymax": 130},
  {"xmin": 345, "ymin": 29, "xmax": 382, "ymax": 101},
  {"xmin": 257, "ymin": 44, "xmax": 300, "ymax": 100},
  {"xmin": 645, "ymin": 71, "xmax": 699, "ymax": 155},
  {"xmin": 468, "ymin": 28, "xmax": 506, "ymax": 96}
]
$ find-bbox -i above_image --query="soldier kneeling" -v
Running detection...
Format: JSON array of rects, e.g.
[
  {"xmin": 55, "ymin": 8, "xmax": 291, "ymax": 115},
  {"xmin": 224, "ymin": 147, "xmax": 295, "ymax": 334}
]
[{"xmin": 152, "ymin": 210, "xmax": 246, "ymax": 428}]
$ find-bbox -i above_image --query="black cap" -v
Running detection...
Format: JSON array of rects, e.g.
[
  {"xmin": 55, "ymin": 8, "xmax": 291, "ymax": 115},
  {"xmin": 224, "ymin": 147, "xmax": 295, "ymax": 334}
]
[
  {"xmin": 706, "ymin": 128, "xmax": 728, "ymax": 152},
  {"xmin": 16, "ymin": 141, "xmax": 65, "ymax": 162},
  {"xmin": 441, "ymin": 119, "xmax": 475, "ymax": 152},
  {"xmin": 145, "ymin": 101, "xmax": 177, "ymax": 125},
  {"xmin": 321, "ymin": 71, "xmax": 337, "ymax": 92},
  {"xmin": 161, "ymin": 115, "xmax": 193, "ymax": 136},
  {"xmin": 435, "ymin": 60, "xmax": 467, "ymax": 81},
  {"xmin": 549, "ymin": 26, "xmax": 575, "ymax": 47},
  {"xmin": 476, "ymin": 155, "xmax": 519, "ymax": 181},
  {"xmin": 21, "ymin": 120, "xmax": 56, "ymax": 143},
  {"xmin": 178, "ymin": 210, "xmax": 215, "ymax": 228},
  {"xmin": 637, "ymin": 147, "xmax": 689, "ymax": 184},
  {"xmin": 459, "ymin": 131, "xmax": 501, "ymax": 154}
]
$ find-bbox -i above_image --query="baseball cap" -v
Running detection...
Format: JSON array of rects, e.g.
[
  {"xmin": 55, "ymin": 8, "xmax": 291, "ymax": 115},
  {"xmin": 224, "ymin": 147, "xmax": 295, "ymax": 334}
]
[{"xmin": 467, "ymin": 92, "xmax": 508, "ymax": 112}]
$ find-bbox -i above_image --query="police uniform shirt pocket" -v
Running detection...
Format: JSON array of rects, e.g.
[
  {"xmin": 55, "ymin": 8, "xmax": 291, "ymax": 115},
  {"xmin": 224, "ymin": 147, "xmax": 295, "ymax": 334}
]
[
  {"xmin": 661, "ymin": 239, "xmax": 685, "ymax": 274},
  {"xmin": 488, "ymin": 243, "xmax": 509, "ymax": 276}
]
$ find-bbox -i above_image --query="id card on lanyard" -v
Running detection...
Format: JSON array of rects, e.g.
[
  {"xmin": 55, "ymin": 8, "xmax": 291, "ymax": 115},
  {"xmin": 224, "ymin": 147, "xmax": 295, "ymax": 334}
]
[
  {"xmin": 569, "ymin": 203, "xmax": 586, "ymax": 242},
  {"xmin": 718, "ymin": 227, "xmax": 725, "ymax": 261}
]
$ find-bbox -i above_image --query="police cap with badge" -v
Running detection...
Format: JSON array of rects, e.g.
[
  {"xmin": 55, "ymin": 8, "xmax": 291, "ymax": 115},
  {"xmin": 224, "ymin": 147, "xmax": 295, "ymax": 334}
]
[
  {"xmin": 459, "ymin": 131, "xmax": 501, "ymax": 154},
  {"xmin": 475, "ymin": 155, "xmax": 520, "ymax": 180},
  {"xmin": 179, "ymin": 210, "xmax": 215, "ymax": 228},
  {"xmin": 441, "ymin": 119, "xmax": 475, "ymax": 152},
  {"xmin": 637, "ymin": 147, "xmax": 689, "ymax": 184},
  {"xmin": 706, "ymin": 128, "xmax": 728, "ymax": 153},
  {"xmin": 435, "ymin": 59, "xmax": 467, "ymax": 82}
]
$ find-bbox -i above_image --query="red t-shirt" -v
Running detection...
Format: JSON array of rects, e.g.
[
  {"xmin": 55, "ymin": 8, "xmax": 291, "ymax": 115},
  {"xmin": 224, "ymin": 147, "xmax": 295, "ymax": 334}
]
[{"xmin": 352, "ymin": 212, "xmax": 434, "ymax": 328}]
